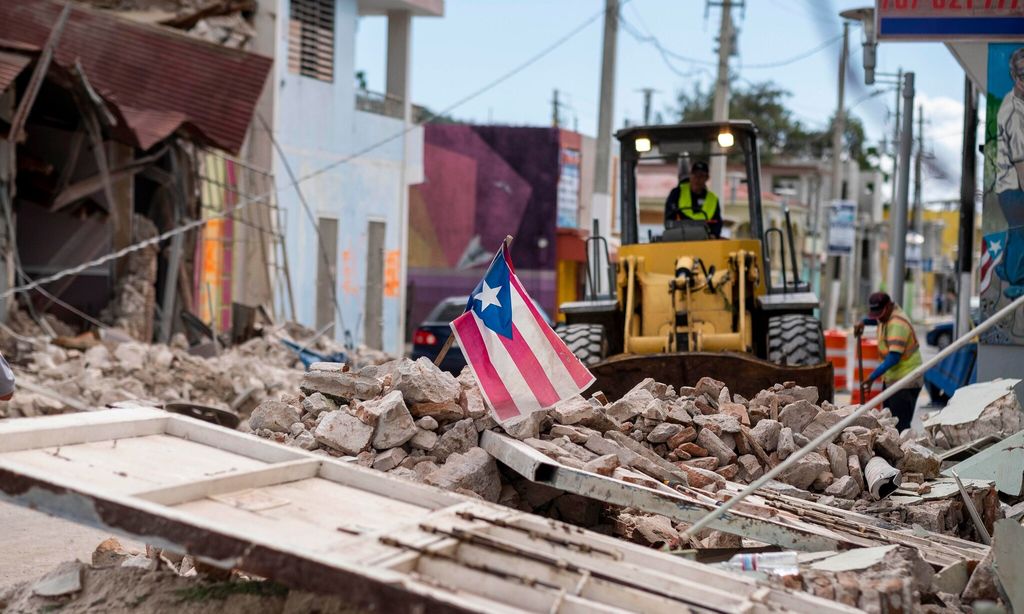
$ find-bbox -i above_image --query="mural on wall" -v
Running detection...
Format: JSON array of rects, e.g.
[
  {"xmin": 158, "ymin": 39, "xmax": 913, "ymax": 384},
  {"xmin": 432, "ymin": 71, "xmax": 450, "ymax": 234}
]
[
  {"xmin": 407, "ymin": 125, "xmax": 562, "ymax": 330},
  {"xmin": 981, "ymin": 43, "xmax": 1024, "ymax": 345}
]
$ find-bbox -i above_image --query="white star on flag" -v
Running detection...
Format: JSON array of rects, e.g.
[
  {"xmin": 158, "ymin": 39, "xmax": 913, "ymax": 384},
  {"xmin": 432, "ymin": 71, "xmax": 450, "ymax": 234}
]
[
  {"xmin": 474, "ymin": 281, "xmax": 502, "ymax": 312},
  {"xmin": 991, "ymin": 240, "xmax": 1002, "ymax": 256}
]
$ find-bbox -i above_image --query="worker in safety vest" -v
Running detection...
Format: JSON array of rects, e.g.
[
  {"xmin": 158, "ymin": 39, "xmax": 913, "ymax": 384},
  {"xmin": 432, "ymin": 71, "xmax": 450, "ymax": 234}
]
[
  {"xmin": 664, "ymin": 160, "xmax": 723, "ymax": 238},
  {"xmin": 853, "ymin": 292, "xmax": 922, "ymax": 431}
]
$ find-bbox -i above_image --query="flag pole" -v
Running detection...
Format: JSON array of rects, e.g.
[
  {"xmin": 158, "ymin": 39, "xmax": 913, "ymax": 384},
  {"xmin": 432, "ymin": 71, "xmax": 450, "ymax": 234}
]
[{"xmin": 435, "ymin": 235, "xmax": 514, "ymax": 367}]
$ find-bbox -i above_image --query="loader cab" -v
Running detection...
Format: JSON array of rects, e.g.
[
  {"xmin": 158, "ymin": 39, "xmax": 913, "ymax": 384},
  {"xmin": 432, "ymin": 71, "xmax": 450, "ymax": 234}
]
[{"xmin": 618, "ymin": 121, "xmax": 807, "ymax": 295}]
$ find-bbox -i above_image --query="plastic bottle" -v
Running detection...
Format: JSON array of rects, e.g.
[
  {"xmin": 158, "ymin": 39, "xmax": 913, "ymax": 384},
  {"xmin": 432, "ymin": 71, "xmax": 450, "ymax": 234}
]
[{"xmin": 720, "ymin": 552, "xmax": 799, "ymax": 576}]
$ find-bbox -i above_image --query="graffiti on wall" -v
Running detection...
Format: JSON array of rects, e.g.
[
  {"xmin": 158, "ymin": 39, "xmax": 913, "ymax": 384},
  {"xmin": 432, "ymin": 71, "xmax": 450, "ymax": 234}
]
[{"xmin": 981, "ymin": 43, "xmax": 1024, "ymax": 345}]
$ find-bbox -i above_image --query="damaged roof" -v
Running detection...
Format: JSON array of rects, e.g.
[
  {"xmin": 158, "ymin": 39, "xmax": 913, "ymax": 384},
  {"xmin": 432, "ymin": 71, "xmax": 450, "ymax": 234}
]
[{"xmin": 0, "ymin": 0, "xmax": 271, "ymax": 154}]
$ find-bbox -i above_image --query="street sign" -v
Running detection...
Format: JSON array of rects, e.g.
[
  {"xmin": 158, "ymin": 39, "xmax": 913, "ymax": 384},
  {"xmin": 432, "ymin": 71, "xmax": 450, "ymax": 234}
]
[
  {"xmin": 877, "ymin": 1, "xmax": 1024, "ymax": 41},
  {"xmin": 827, "ymin": 200, "xmax": 857, "ymax": 256}
]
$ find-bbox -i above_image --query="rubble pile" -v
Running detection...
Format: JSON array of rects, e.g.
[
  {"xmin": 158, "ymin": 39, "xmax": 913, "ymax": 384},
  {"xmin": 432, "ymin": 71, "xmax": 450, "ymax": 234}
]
[
  {"xmin": 250, "ymin": 357, "xmax": 994, "ymax": 541},
  {"xmin": 0, "ymin": 321, "xmax": 390, "ymax": 419}
]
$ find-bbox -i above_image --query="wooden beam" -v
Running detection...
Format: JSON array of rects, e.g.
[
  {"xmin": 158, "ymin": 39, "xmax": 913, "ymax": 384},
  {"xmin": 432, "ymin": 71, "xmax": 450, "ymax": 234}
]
[{"xmin": 132, "ymin": 458, "xmax": 321, "ymax": 506}]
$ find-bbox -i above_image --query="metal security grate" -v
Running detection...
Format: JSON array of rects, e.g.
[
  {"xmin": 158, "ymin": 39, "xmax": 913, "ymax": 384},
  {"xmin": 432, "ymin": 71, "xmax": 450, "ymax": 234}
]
[{"xmin": 288, "ymin": 0, "xmax": 334, "ymax": 83}]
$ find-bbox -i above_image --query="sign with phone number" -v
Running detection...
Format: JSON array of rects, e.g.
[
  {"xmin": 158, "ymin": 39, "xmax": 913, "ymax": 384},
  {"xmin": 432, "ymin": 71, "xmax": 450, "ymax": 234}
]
[{"xmin": 877, "ymin": 0, "xmax": 1024, "ymax": 40}]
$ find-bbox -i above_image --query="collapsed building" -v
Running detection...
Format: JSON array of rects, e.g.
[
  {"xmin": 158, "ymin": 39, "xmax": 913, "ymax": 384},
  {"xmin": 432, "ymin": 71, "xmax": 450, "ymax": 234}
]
[{"xmin": 0, "ymin": 0, "xmax": 278, "ymax": 347}]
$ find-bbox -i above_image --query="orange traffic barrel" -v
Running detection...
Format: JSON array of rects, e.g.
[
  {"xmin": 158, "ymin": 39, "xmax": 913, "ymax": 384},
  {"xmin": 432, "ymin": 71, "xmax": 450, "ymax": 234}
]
[
  {"xmin": 851, "ymin": 338, "xmax": 883, "ymax": 404},
  {"xmin": 824, "ymin": 329, "xmax": 848, "ymax": 392}
]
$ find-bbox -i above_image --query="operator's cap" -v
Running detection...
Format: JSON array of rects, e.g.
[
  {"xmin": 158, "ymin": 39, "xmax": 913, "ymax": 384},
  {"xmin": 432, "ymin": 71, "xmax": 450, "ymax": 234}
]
[
  {"xmin": 867, "ymin": 292, "xmax": 892, "ymax": 318},
  {"xmin": 691, "ymin": 161, "xmax": 709, "ymax": 174}
]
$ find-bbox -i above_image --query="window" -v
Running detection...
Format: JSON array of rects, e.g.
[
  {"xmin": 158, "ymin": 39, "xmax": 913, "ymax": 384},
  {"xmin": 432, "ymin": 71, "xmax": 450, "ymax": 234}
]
[{"xmin": 288, "ymin": 0, "xmax": 334, "ymax": 83}]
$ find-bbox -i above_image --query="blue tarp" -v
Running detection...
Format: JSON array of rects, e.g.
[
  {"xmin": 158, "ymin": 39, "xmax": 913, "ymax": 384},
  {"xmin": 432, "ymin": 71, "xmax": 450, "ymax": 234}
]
[{"xmin": 924, "ymin": 343, "xmax": 978, "ymax": 399}]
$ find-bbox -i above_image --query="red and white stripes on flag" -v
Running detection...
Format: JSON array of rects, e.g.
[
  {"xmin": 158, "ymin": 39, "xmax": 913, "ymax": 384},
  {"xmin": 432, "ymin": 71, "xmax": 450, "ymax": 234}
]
[{"xmin": 450, "ymin": 247, "xmax": 595, "ymax": 423}]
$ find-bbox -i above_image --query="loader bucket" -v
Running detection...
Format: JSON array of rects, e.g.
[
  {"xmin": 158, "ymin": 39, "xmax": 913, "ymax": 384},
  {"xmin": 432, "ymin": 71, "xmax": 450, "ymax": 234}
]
[{"xmin": 587, "ymin": 352, "xmax": 834, "ymax": 403}]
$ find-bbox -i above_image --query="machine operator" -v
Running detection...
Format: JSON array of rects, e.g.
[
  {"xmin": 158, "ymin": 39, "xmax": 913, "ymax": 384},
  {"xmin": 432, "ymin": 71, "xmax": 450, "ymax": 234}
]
[{"xmin": 664, "ymin": 161, "xmax": 723, "ymax": 238}]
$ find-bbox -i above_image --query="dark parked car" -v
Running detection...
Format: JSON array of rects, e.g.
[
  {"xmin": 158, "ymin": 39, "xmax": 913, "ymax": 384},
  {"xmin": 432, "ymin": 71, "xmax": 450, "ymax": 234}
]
[
  {"xmin": 925, "ymin": 298, "xmax": 980, "ymax": 349},
  {"xmin": 410, "ymin": 295, "xmax": 560, "ymax": 374}
]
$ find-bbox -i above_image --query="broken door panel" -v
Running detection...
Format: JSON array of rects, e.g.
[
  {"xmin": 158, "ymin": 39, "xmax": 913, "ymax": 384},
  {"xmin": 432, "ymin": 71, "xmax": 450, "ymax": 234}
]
[{"xmin": 0, "ymin": 408, "xmax": 857, "ymax": 613}]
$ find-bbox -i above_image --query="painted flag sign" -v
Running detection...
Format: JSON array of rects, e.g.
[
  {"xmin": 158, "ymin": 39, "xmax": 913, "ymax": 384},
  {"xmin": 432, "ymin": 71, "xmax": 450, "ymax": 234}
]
[
  {"xmin": 980, "ymin": 232, "xmax": 1005, "ymax": 295},
  {"xmin": 450, "ymin": 243, "xmax": 595, "ymax": 423}
]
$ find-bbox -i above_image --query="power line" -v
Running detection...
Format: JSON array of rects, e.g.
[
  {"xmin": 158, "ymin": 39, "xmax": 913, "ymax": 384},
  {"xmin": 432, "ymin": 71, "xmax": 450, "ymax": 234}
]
[
  {"xmin": 740, "ymin": 34, "xmax": 842, "ymax": 69},
  {"xmin": 1, "ymin": 2, "xmax": 616, "ymax": 301}
]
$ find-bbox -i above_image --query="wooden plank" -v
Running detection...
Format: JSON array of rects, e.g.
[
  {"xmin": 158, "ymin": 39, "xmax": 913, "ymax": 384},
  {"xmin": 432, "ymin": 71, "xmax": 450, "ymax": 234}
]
[
  {"xmin": 165, "ymin": 416, "xmax": 309, "ymax": 464},
  {"xmin": 133, "ymin": 459, "xmax": 321, "ymax": 505},
  {"xmin": 318, "ymin": 457, "xmax": 460, "ymax": 510},
  {"xmin": 0, "ymin": 408, "xmax": 168, "ymax": 453},
  {"xmin": 1, "ymin": 434, "xmax": 268, "ymax": 494}
]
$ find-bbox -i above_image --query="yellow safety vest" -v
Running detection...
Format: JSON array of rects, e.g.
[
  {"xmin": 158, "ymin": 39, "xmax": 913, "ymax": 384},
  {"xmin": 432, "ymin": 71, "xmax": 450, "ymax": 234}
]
[{"xmin": 677, "ymin": 183, "xmax": 718, "ymax": 221}]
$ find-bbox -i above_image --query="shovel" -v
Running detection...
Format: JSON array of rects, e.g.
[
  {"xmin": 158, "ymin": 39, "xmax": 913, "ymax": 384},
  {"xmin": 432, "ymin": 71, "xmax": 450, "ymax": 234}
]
[{"xmin": 856, "ymin": 327, "xmax": 869, "ymax": 402}]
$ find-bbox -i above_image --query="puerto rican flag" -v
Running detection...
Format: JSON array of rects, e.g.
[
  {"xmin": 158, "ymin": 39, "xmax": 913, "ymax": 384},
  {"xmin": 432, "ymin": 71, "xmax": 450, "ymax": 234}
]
[
  {"xmin": 980, "ymin": 232, "xmax": 1005, "ymax": 295},
  {"xmin": 450, "ymin": 243, "xmax": 595, "ymax": 423}
]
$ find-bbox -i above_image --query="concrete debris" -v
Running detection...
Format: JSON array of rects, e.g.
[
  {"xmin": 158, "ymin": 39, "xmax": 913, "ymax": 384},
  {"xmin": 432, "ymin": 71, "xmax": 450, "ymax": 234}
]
[{"xmin": 423, "ymin": 447, "xmax": 501, "ymax": 502}]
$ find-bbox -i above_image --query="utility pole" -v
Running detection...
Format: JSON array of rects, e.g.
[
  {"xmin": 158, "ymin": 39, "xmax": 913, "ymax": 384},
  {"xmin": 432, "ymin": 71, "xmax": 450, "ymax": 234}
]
[
  {"xmin": 890, "ymin": 72, "xmax": 915, "ymax": 307},
  {"xmin": 591, "ymin": 0, "xmax": 618, "ymax": 295},
  {"xmin": 710, "ymin": 0, "xmax": 734, "ymax": 204},
  {"xmin": 906, "ymin": 105, "xmax": 924, "ymax": 319},
  {"xmin": 889, "ymin": 68, "xmax": 902, "ymax": 213},
  {"xmin": 823, "ymin": 21, "xmax": 849, "ymax": 330},
  {"xmin": 956, "ymin": 76, "xmax": 977, "ymax": 338},
  {"xmin": 637, "ymin": 87, "xmax": 657, "ymax": 124},
  {"xmin": 552, "ymin": 89, "xmax": 561, "ymax": 127}
]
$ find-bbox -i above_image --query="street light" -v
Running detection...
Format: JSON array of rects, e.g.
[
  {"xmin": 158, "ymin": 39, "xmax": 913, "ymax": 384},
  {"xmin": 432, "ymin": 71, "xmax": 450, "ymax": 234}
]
[{"xmin": 840, "ymin": 7, "xmax": 876, "ymax": 85}]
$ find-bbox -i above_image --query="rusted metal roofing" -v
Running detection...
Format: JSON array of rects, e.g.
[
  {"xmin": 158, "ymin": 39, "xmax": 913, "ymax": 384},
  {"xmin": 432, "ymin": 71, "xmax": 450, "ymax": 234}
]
[
  {"xmin": 0, "ymin": 50, "xmax": 31, "ymax": 96},
  {"xmin": 0, "ymin": 0, "xmax": 272, "ymax": 154}
]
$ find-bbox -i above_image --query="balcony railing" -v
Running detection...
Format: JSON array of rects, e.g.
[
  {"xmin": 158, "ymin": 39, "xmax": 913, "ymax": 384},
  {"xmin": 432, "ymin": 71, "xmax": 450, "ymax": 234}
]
[{"xmin": 356, "ymin": 89, "xmax": 405, "ymax": 119}]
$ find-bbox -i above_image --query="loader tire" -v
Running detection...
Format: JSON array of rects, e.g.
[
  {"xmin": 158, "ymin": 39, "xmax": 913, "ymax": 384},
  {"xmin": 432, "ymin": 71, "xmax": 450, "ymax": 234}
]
[
  {"xmin": 554, "ymin": 323, "xmax": 607, "ymax": 366},
  {"xmin": 767, "ymin": 314, "xmax": 825, "ymax": 366}
]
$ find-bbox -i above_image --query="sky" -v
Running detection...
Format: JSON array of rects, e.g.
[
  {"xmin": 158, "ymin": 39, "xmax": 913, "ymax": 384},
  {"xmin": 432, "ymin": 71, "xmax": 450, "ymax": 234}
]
[{"xmin": 355, "ymin": 0, "xmax": 975, "ymax": 201}]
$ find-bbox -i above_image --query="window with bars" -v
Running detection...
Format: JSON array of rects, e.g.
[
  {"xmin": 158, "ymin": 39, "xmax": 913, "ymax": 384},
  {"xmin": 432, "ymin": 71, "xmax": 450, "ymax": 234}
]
[{"xmin": 288, "ymin": 0, "xmax": 335, "ymax": 83}]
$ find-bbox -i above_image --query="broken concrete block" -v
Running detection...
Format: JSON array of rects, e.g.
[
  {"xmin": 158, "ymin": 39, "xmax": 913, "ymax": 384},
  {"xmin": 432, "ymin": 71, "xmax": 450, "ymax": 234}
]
[
  {"xmin": 847, "ymin": 455, "xmax": 866, "ymax": 492},
  {"xmin": 553, "ymin": 437, "xmax": 598, "ymax": 463},
  {"xmin": 663, "ymin": 401, "xmax": 693, "ymax": 426},
  {"xmin": 840, "ymin": 426, "xmax": 875, "ymax": 467},
  {"xmin": 778, "ymin": 399, "xmax": 820, "ymax": 433},
  {"xmin": 827, "ymin": 443, "xmax": 849, "ymax": 478},
  {"xmin": 372, "ymin": 447, "xmax": 408, "ymax": 471},
  {"xmin": 424, "ymin": 447, "xmax": 501, "ymax": 502},
  {"xmin": 676, "ymin": 462, "xmax": 725, "ymax": 490},
  {"xmin": 681, "ymin": 456, "xmax": 719, "ymax": 471},
  {"xmin": 695, "ymin": 376, "xmax": 726, "ymax": 401},
  {"xmin": 409, "ymin": 400, "xmax": 466, "ymax": 422},
  {"xmin": 776, "ymin": 427, "xmax": 798, "ymax": 460},
  {"xmin": 293, "ymin": 430, "xmax": 318, "ymax": 450},
  {"xmin": 550, "ymin": 424, "xmax": 600, "ymax": 444},
  {"xmin": 502, "ymin": 410, "xmax": 547, "ymax": 440},
  {"xmin": 582, "ymin": 453, "xmax": 620, "ymax": 476},
  {"xmin": 355, "ymin": 391, "xmax": 418, "ymax": 450},
  {"xmin": 646, "ymin": 422, "xmax": 682, "ymax": 443},
  {"xmin": 433, "ymin": 418, "xmax": 479, "ymax": 462},
  {"xmin": 801, "ymin": 410, "xmax": 843, "ymax": 440},
  {"xmin": 825, "ymin": 475, "xmax": 860, "ymax": 499},
  {"xmin": 898, "ymin": 442, "xmax": 940, "ymax": 479},
  {"xmin": 409, "ymin": 427, "xmax": 438, "ymax": 451},
  {"xmin": 458, "ymin": 386, "xmax": 488, "ymax": 419},
  {"xmin": 777, "ymin": 451, "xmax": 830, "ymax": 490},
  {"xmin": 692, "ymin": 413, "xmax": 741, "ymax": 434},
  {"xmin": 629, "ymin": 514, "xmax": 679, "ymax": 548},
  {"xmin": 300, "ymin": 371, "xmax": 382, "ymax": 403},
  {"xmin": 811, "ymin": 471, "xmax": 834, "ymax": 490},
  {"xmin": 415, "ymin": 416, "xmax": 439, "ymax": 431},
  {"xmin": 696, "ymin": 428, "xmax": 737, "ymax": 467},
  {"xmin": 675, "ymin": 442, "xmax": 707, "ymax": 457},
  {"xmin": 667, "ymin": 426, "xmax": 698, "ymax": 449},
  {"xmin": 314, "ymin": 409, "xmax": 374, "ymax": 455},
  {"xmin": 716, "ymin": 463, "xmax": 739, "ymax": 480},
  {"xmin": 750, "ymin": 418, "xmax": 782, "ymax": 452},
  {"xmin": 474, "ymin": 414, "xmax": 498, "ymax": 432},
  {"xmin": 606, "ymin": 389, "xmax": 655, "ymax": 423},
  {"xmin": 551, "ymin": 396, "xmax": 594, "ymax": 425},
  {"xmin": 737, "ymin": 454, "xmax": 763, "ymax": 482},
  {"xmin": 553, "ymin": 494, "xmax": 603, "ymax": 526},
  {"xmin": 249, "ymin": 400, "xmax": 301, "ymax": 433},
  {"xmin": 391, "ymin": 357, "xmax": 461, "ymax": 405},
  {"xmin": 301, "ymin": 392, "xmax": 337, "ymax": 419},
  {"xmin": 873, "ymin": 427, "xmax": 905, "ymax": 462}
]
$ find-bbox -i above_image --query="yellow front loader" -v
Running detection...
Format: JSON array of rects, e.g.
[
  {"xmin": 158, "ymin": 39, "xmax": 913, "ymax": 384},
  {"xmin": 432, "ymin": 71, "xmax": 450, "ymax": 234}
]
[{"xmin": 560, "ymin": 121, "xmax": 834, "ymax": 401}]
